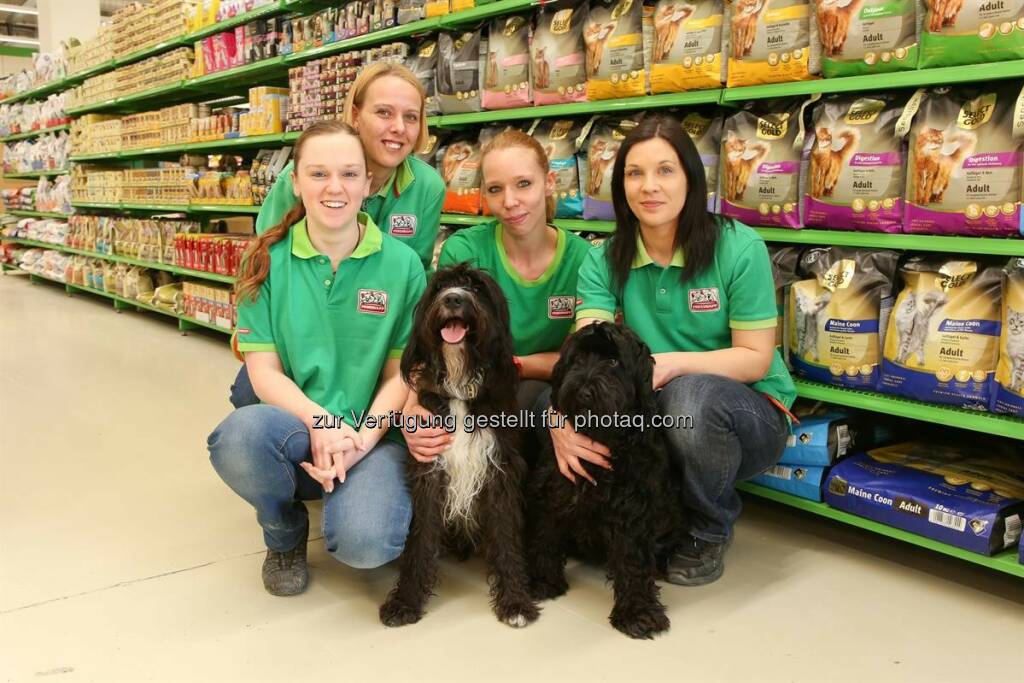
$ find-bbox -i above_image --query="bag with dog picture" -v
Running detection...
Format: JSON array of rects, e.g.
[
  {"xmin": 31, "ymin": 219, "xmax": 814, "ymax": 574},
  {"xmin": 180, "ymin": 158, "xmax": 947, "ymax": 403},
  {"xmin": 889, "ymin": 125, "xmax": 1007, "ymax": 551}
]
[
  {"xmin": 814, "ymin": 0, "xmax": 921, "ymax": 77},
  {"xmin": 650, "ymin": 0, "xmax": 726, "ymax": 92},
  {"xmin": 530, "ymin": 118, "xmax": 590, "ymax": 218},
  {"xmin": 992, "ymin": 257, "xmax": 1024, "ymax": 416},
  {"xmin": 533, "ymin": 0, "xmax": 590, "ymax": 104},
  {"xmin": 920, "ymin": 0, "xmax": 1024, "ymax": 67},
  {"xmin": 482, "ymin": 15, "xmax": 534, "ymax": 110},
  {"xmin": 437, "ymin": 30, "xmax": 484, "ymax": 114},
  {"xmin": 586, "ymin": 0, "xmax": 648, "ymax": 100},
  {"xmin": 581, "ymin": 114, "xmax": 643, "ymax": 220}
]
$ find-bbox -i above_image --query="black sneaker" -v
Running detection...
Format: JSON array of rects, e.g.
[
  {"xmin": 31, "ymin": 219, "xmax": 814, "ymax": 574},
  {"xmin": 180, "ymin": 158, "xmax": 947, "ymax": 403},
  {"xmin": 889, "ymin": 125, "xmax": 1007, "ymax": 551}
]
[
  {"xmin": 262, "ymin": 532, "xmax": 308, "ymax": 597},
  {"xmin": 665, "ymin": 534, "xmax": 730, "ymax": 586}
]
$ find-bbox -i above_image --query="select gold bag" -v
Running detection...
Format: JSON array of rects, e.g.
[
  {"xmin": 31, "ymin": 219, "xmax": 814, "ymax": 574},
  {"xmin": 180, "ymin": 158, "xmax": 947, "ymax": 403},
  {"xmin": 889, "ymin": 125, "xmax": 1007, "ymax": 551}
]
[
  {"xmin": 991, "ymin": 257, "xmax": 1024, "ymax": 416},
  {"xmin": 726, "ymin": 0, "xmax": 820, "ymax": 87},
  {"xmin": 649, "ymin": 0, "xmax": 726, "ymax": 92},
  {"xmin": 586, "ymin": 0, "xmax": 648, "ymax": 100}
]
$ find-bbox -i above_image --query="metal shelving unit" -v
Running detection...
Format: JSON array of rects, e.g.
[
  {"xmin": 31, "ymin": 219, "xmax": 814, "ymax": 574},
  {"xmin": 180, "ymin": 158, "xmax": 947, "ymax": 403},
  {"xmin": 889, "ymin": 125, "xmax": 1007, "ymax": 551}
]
[{"xmin": 1, "ymin": 124, "xmax": 71, "ymax": 143}]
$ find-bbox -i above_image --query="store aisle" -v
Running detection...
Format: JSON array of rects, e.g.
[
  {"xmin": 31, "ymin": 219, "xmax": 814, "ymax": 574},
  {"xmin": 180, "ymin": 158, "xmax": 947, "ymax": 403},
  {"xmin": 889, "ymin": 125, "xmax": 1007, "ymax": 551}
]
[{"xmin": 1, "ymin": 272, "xmax": 1021, "ymax": 683}]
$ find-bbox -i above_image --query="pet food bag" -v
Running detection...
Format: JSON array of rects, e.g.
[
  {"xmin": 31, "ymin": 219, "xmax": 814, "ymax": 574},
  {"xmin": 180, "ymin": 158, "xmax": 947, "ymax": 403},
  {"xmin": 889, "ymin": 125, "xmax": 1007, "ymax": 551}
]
[
  {"xmin": 920, "ymin": 0, "xmax": 1024, "ymax": 67},
  {"xmin": 824, "ymin": 442, "xmax": 1024, "ymax": 555},
  {"xmin": 585, "ymin": 0, "xmax": 648, "ymax": 100},
  {"xmin": 781, "ymin": 406, "xmax": 897, "ymax": 465},
  {"xmin": 530, "ymin": 118, "xmax": 589, "ymax": 218},
  {"xmin": 721, "ymin": 98, "xmax": 812, "ymax": 228},
  {"xmin": 681, "ymin": 111, "xmax": 724, "ymax": 211},
  {"xmin": 789, "ymin": 247, "xmax": 900, "ymax": 388},
  {"xmin": 992, "ymin": 257, "xmax": 1024, "ymax": 416},
  {"xmin": 649, "ymin": 0, "xmax": 727, "ymax": 92},
  {"xmin": 581, "ymin": 115, "xmax": 642, "ymax": 220},
  {"xmin": 482, "ymin": 15, "xmax": 533, "ymax": 110},
  {"xmin": 440, "ymin": 132, "xmax": 483, "ymax": 215},
  {"xmin": 752, "ymin": 464, "xmax": 829, "ymax": 500},
  {"xmin": 409, "ymin": 39, "xmax": 441, "ymax": 116},
  {"xmin": 770, "ymin": 245, "xmax": 803, "ymax": 353},
  {"xmin": 437, "ymin": 30, "xmax": 484, "ymax": 114},
  {"xmin": 533, "ymin": 0, "xmax": 590, "ymax": 104},
  {"xmin": 880, "ymin": 256, "xmax": 1003, "ymax": 408},
  {"xmin": 725, "ymin": 0, "xmax": 819, "ymax": 86},
  {"xmin": 415, "ymin": 131, "xmax": 449, "ymax": 168},
  {"xmin": 398, "ymin": 0, "xmax": 425, "ymax": 24},
  {"xmin": 805, "ymin": 93, "xmax": 910, "ymax": 233},
  {"xmin": 904, "ymin": 84, "xmax": 1024, "ymax": 237},
  {"xmin": 815, "ymin": 0, "xmax": 921, "ymax": 76}
]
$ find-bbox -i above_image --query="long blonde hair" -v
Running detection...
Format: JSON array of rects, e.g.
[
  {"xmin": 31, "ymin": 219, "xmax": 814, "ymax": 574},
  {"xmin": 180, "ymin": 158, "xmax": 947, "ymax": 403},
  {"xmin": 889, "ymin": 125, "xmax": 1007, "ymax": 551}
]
[
  {"xmin": 480, "ymin": 129, "xmax": 557, "ymax": 222},
  {"xmin": 342, "ymin": 62, "xmax": 429, "ymax": 154}
]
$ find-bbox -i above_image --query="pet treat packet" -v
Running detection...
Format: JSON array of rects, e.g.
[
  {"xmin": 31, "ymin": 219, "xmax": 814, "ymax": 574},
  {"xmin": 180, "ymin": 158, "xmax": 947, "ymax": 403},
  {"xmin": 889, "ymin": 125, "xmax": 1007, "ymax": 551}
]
[
  {"xmin": 770, "ymin": 245, "xmax": 803, "ymax": 354},
  {"xmin": 725, "ymin": 0, "xmax": 820, "ymax": 86},
  {"xmin": 992, "ymin": 257, "xmax": 1024, "ymax": 416},
  {"xmin": 880, "ymin": 256, "xmax": 1003, "ymax": 408},
  {"xmin": 815, "ymin": 0, "xmax": 920, "ymax": 76},
  {"xmin": 904, "ymin": 84, "xmax": 1024, "ymax": 237},
  {"xmin": 530, "ymin": 118, "xmax": 590, "ymax": 218},
  {"xmin": 789, "ymin": 247, "xmax": 900, "ymax": 389},
  {"xmin": 437, "ymin": 30, "xmax": 484, "ymax": 114},
  {"xmin": 805, "ymin": 93, "xmax": 910, "ymax": 233},
  {"xmin": 586, "ymin": 0, "xmax": 648, "ymax": 100},
  {"xmin": 482, "ymin": 15, "xmax": 534, "ymax": 110},
  {"xmin": 650, "ymin": 0, "xmax": 727, "ymax": 92},
  {"xmin": 920, "ymin": 0, "xmax": 1024, "ymax": 67},
  {"xmin": 681, "ymin": 111, "xmax": 724, "ymax": 212},
  {"xmin": 409, "ymin": 39, "xmax": 441, "ymax": 116},
  {"xmin": 533, "ymin": 0, "xmax": 590, "ymax": 104},
  {"xmin": 581, "ymin": 114, "xmax": 643, "ymax": 220},
  {"xmin": 440, "ymin": 132, "xmax": 483, "ymax": 215}
]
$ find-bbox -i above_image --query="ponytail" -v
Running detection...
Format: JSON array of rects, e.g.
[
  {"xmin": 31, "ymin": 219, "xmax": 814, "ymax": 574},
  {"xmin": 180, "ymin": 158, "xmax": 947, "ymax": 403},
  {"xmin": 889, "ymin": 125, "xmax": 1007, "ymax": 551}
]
[{"xmin": 236, "ymin": 202, "xmax": 306, "ymax": 303}]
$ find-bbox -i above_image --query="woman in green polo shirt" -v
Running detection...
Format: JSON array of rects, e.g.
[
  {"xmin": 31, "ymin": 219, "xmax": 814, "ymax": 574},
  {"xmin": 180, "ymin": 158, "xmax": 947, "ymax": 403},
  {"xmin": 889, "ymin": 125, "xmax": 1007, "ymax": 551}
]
[
  {"xmin": 208, "ymin": 121, "xmax": 426, "ymax": 597},
  {"xmin": 555, "ymin": 114, "xmax": 795, "ymax": 587},
  {"xmin": 402, "ymin": 129, "xmax": 592, "ymax": 463}
]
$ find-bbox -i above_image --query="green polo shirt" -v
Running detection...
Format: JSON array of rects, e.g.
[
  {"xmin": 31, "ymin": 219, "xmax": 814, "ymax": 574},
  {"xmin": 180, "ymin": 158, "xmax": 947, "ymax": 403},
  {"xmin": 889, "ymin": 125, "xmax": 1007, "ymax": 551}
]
[
  {"xmin": 256, "ymin": 156, "xmax": 446, "ymax": 271},
  {"xmin": 437, "ymin": 221, "xmax": 592, "ymax": 356},
  {"xmin": 575, "ymin": 221, "xmax": 796, "ymax": 408},
  {"xmin": 237, "ymin": 214, "xmax": 426, "ymax": 430}
]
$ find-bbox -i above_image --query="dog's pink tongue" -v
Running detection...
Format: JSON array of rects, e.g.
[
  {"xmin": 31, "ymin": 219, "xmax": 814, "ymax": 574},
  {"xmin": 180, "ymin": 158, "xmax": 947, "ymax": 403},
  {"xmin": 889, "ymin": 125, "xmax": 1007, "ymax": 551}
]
[{"xmin": 441, "ymin": 321, "xmax": 467, "ymax": 344}]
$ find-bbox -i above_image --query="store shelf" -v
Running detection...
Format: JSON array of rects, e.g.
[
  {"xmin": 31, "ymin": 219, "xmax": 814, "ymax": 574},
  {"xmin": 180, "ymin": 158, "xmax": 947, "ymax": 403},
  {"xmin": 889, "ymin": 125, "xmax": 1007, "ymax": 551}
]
[
  {"xmin": 0, "ymin": 78, "xmax": 71, "ymax": 105},
  {"xmin": 1, "ymin": 124, "xmax": 71, "ymax": 142},
  {"xmin": 71, "ymin": 201, "xmax": 122, "ymax": 210},
  {"xmin": 282, "ymin": 18, "xmax": 444, "ymax": 63},
  {"xmin": 185, "ymin": 57, "xmax": 289, "ymax": 92},
  {"xmin": 438, "ymin": 0, "xmax": 535, "ymax": 26},
  {"xmin": 441, "ymin": 213, "xmax": 616, "ymax": 233},
  {"xmin": 189, "ymin": 204, "xmax": 261, "ymax": 214},
  {"xmin": 120, "ymin": 202, "xmax": 191, "ymax": 212},
  {"xmin": 70, "ymin": 201, "xmax": 261, "ymax": 216},
  {"xmin": 8, "ymin": 210, "xmax": 70, "ymax": 219},
  {"xmin": 187, "ymin": 0, "xmax": 293, "ymax": 42},
  {"xmin": 114, "ymin": 37, "xmax": 190, "ymax": 71},
  {"xmin": 66, "ymin": 60, "xmax": 117, "ymax": 84},
  {"xmin": 755, "ymin": 228, "xmax": 1024, "ymax": 257},
  {"xmin": 69, "ymin": 152, "xmax": 123, "ymax": 162},
  {"xmin": 2, "ymin": 169, "xmax": 69, "ymax": 179}
]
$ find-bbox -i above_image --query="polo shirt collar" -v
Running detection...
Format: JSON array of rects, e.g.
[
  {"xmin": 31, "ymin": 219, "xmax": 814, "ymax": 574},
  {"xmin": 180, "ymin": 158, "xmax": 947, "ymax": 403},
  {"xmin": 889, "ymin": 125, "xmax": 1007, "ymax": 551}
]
[
  {"xmin": 290, "ymin": 213, "xmax": 383, "ymax": 260},
  {"xmin": 631, "ymin": 234, "xmax": 685, "ymax": 269},
  {"xmin": 376, "ymin": 158, "xmax": 414, "ymax": 198}
]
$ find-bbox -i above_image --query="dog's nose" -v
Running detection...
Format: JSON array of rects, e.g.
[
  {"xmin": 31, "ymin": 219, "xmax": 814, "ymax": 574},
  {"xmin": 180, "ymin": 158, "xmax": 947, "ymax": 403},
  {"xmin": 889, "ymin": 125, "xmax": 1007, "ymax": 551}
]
[{"xmin": 443, "ymin": 292, "xmax": 463, "ymax": 308}]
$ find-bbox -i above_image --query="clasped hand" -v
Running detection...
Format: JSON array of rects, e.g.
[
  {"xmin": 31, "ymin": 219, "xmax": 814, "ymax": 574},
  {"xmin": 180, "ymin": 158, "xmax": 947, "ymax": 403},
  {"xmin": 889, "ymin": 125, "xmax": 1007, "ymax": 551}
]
[{"xmin": 301, "ymin": 420, "xmax": 364, "ymax": 493}]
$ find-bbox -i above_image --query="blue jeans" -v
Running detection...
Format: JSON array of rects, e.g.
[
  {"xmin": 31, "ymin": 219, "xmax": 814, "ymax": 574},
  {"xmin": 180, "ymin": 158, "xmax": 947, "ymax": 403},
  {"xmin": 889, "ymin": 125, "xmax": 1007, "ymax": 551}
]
[
  {"xmin": 207, "ymin": 404, "xmax": 412, "ymax": 568},
  {"xmin": 657, "ymin": 374, "xmax": 789, "ymax": 543},
  {"xmin": 229, "ymin": 364, "xmax": 259, "ymax": 409}
]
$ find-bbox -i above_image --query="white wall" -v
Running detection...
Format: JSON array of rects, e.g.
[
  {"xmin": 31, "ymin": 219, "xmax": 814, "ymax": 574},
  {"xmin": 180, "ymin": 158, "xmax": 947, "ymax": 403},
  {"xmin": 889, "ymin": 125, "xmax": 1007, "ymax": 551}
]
[
  {"xmin": 37, "ymin": 0, "xmax": 101, "ymax": 54},
  {"xmin": 0, "ymin": 55, "xmax": 33, "ymax": 77}
]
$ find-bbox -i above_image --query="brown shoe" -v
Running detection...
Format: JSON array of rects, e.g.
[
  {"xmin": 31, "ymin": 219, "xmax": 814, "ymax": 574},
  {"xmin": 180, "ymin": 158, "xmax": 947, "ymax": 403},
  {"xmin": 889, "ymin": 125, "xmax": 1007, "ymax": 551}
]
[{"xmin": 262, "ymin": 531, "xmax": 308, "ymax": 597}]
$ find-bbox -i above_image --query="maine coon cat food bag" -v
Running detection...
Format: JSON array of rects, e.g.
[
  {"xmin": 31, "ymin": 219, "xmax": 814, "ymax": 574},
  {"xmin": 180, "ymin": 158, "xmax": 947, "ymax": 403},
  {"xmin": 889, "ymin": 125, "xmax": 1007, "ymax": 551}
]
[
  {"xmin": 920, "ymin": 0, "xmax": 1024, "ymax": 67},
  {"xmin": 992, "ymin": 257, "xmax": 1024, "ymax": 416},
  {"xmin": 788, "ymin": 246, "xmax": 900, "ymax": 389},
  {"xmin": 529, "ymin": 118, "xmax": 589, "ymax": 218},
  {"xmin": 725, "ymin": 0, "xmax": 820, "ymax": 86},
  {"xmin": 482, "ymin": 15, "xmax": 533, "ymax": 110},
  {"xmin": 440, "ymin": 132, "xmax": 483, "ymax": 215},
  {"xmin": 815, "ymin": 0, "xmax": 920, "ymax": 77},
  {"xmin": 437, "ymin": 30, "xmax": 484, "ymax": 114},
  {"xmin": 904, "ymin": 84, "xmax": 1024, "ymax": 237},
  {"xmin": 681, "ymin": 111, "xmax": 724, "ymax": 212},
  {"xmin": 880, "ymin": 256, "xmax": 1003, "ymax": 408},
  {"xmin": 409, "ymin": 39, "xmax": 441, "ymax": 116},
  {"xmin": 581, "ymin": 114, "xmax": 642, "ymax": 220},
  {"xmin": 805, "ymin": 93, "xmax": 910, "ymax": 233},
  {"xmin": 533, "ymin": 0, "xmax": 590, "ymax": 104},
  {"xmin": 586, "ymin": 0, "xmax": 647, "ymax": 100},
  {"xmin": 649, "ymin": 0, "xmax": 726, "ymax": 92}
]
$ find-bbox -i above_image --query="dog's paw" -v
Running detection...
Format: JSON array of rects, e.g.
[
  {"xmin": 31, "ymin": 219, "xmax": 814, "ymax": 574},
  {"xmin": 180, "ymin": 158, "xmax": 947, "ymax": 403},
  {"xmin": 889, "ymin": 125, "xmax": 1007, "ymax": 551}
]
[
  {"xmin": 495, "ymin": 599, "xmax": 540, "ymax": 629},
  {"xmin": 379, "ymin": 599, "xmax": 423, "ymax": 628},
  {"xmin": 529, "ymin": 576, "xmax": 568, "ymax": 601},
  {"xmin": 609, "ymin": 603, "xmax": 670, "ymax": 640}
]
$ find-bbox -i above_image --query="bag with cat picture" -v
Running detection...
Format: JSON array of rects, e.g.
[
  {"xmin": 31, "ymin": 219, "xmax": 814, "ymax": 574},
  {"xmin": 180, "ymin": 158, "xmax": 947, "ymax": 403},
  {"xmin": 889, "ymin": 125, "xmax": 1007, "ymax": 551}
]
[
  {"xmin": 650, "ymin": 0, "xmax": 726, "ymax": 92},
  {"xmin": 440, "ymin": 132, "xmax": 483, "ymax": 215},
  {"xmin": 992, "ymin": 257, "xmax": 1024, "ymax": 416},
  {"xmin": 804, "ymin": 93, "xmax": 911, "ymax": 233},
  {"xmin": 533, "ymin": 0, "xmax": 590, "ymax": 104},
  {"xmin": 586, "ymin": 0, "xmax": 648, "ymax": 100},
  {"xmin": 678, "ymin": 110, "xmax": 724, "ymax": 212},
  {"xmin": 814, "ymin": 0, "xmax": 921, "ymax": 77},
  {"xmin": 437, "ymin": 30, "xmax": 485, "ymax": 114},
  {"xmin": 920, "ymin": 0, "xmax": 1024, "ymax": 67},
  {"xmin": 415, "ymin": 130, "xmax": 450, "ymax": 168},
  {"xmin": 788, "ymin": 247, "xmax": 900, "ymax": 389},
  {"xmin": 529, "ymin": 118, "xmax": 591, "ymax": 218},
  {"xmin": 482, "ymin": 15, "xmax": 534, "ymax": 110},
  {"xmin": 725, "ymin": 0, "xmax": 821, "ymax": 87},
  {"xmin": 880, "ymin": 256, "xmax": 1003, "ymax": 408},
  {"xmin": 409, "ymin": 39, "xmax": 441, "ymax": 116},
  {"xmin": 904, "ymin": 84, "xmax": 1024, "ymax": 237},
  {"xmin": 580, "ymin": 114, "xmax": 643, "ymax": 220},
  {"xmin": 770, "ymin": 245, "xmax": 804, "ymax": 359},
  {"xmin": 398, "ymin": 0, "xmax": 426, "ymax": 24}
]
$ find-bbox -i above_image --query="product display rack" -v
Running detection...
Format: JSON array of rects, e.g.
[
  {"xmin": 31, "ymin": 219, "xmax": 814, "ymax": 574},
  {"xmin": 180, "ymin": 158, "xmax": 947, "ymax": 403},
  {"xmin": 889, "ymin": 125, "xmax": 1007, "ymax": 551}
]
[
  {"xmin": 70, "ymin": 202, "xmax": 261, "ymax": 215},
  {"xmin": 2, "ymin": 169, "xmax": 68, "ymax": 179},
  {"xmin": 1, "ymin": 124, "xmax": 71, "ymax": 143},
  {"xmin": 9, "ymin": 210, "xmax": 69, "ymax": 219}
]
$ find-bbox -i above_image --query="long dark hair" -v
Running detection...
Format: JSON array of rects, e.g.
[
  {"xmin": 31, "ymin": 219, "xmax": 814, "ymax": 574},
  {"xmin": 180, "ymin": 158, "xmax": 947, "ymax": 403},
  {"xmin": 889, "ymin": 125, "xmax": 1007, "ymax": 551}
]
[{"xmin": 608, "ymin": 114, "xmax": 724, "ymax": 295}]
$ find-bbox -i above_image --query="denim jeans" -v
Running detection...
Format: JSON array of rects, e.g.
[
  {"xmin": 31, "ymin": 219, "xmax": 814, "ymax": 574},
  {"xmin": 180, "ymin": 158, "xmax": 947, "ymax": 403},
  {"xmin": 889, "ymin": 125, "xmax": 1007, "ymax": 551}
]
[
  {"xmin": 657, "ymin": 374, "xmax": 789, "ymax": 543},
  {"xmin": 208, "ymin": 404, "xmax": 412, "ymax": 568},
  {"xmin": 229, "ymin": 364, "xmax": 259, "ymax": 409}
]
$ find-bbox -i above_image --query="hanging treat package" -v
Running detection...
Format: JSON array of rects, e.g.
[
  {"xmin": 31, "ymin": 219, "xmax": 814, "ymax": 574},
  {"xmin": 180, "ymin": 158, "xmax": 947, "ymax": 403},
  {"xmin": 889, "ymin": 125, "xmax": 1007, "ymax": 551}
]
[{"xmin": 649, "ymin": 0, "xmax": 726, "ymax": 93}]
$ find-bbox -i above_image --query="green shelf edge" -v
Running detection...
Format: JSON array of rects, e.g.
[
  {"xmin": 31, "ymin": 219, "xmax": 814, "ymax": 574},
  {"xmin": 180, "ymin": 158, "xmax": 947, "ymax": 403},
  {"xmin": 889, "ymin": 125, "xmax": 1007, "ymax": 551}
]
[
  {"xmin": 0, "ymin": 78, "xmax": 70, "ymax": 105},
  {"xmin": 1, "ymin": 124, "xmax": 71, "ymax": 142},
  {"xmin": 70, "ymin": 152, "xmax": 123, "ymax": 162},
  {"xmin": 71, "ymin": 202, "xmax": 122, "ymax": 210},
  {"xmin": 282, "ymin": 18, "xmax": 444, "ymax": 63},
  {"xmin": 437, "ymin": 0, "xmax": 535, "ymax": 26},
  {"xmin": 2, "ymin": 169, "xmax": 69, "ymax": 179},
  {"xmin": 187, "ymin": 0, "xmax": 291, "ymax": 42},
  {"xmin": 189, "ymin": 204, "xmax": 261, "ymax": 214},
  {"xmin": 66, "ymin": 60, "xmax": 117, "ymax": 83},
  {"xmin": 70, "ymin": 201, "xmax": 261, "ymax": 216},
  {"xmin": 184, "ymin": 57, "xmax": 288, "ymax": 90},
  {"xmin": 9, "ymin": 210, "xmax": 69, "ymax": 219},
  {"xmin": 113, "ymin": 37, "xmax": 190, "ymax": 71},
  {"xmin": 737, "ymin": 482, "xmax": 1024, "ymax": 579}
]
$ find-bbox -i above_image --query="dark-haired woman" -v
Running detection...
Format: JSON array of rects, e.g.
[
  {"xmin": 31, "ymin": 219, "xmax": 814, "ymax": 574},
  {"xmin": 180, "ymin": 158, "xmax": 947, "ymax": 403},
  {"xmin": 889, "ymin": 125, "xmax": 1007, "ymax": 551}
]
[
  {"xmin": 207, "ymin": 121, "xmax": 426, "ymax": 596},
  {"xmin": 552, "ymin": 114, "xmax": 795, "ymax": 586}
]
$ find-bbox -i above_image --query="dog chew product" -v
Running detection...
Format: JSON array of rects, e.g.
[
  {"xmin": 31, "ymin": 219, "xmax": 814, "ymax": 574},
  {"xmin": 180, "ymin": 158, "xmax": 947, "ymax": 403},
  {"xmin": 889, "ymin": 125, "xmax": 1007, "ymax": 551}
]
[
  {"xmin": 880, "ymin": 256, "xmax": 1003, "ymax": 408},
  {"xmin": 789, "ymin": 247, "xmax": 899, "ymax": 389},
  {"xmin": 440, "ymin": 132, "xmax": 483, "ymax": 215},
  {"xmin": 482, "ymin": 15, "xmax": 533, "ymax": 110},
  {"xmin": 815, "ymin": 0, "xmax": 920, "ymax": 76},
  {"xmin": 530, "ymin": 118, "xmax": 589, "ymax": 218},
  {"xmin": 533, "ymin": 0, "xmax": 589, "ymax": 104},
  {"xmin": 824, "ymin": 443, "xmax": 1024, "ymax": 555},
  {"xmin": 581, "ymin": 114, "xmax": 642, "ymax": 220},
  {"xmin": 992, "ymin": 257, "xmax": 1024, "ymax": 416},
  {"xmin": 805, "ymin": 93, "xmax": 909, "ymax": 233},
  {"xmin": 721, "ymin": 98, "xmax": 811, "ymax": 228},
  {"xmin": 585, "ymin": 0, "xmax": 647, "ymax": 100},
  {"xmin": 437, "ymin": 30, "xmax": 483, "ymax": 114},
  {"xmin": 681, "ymin": 111, "xmax": 724, "ymax": 211},
  {"xmin": 649, "ymin": 0, "xmax": 726, "ymax": 92},
  {"xmin": 770, "ymin": 245, "xmax": 803, "ymax": 354},
  {"xmin": 920, "ymin": 0, "xmax": 1024, "ymax": 67},
  {"xmin": 725, "ymin": 0, "xmax": 819, "ymax": 86},
  {"xmin": 409, "ymin": 39, "xmax": 440, "ymax": 116},
  {"xmin": 905, "ymin": 84, "xmax": 1024, "ymax": 237}
]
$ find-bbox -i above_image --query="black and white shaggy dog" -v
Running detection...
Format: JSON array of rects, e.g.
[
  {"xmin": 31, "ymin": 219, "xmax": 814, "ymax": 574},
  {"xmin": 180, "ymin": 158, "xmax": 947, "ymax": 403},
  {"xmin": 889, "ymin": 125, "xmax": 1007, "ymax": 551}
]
[
  {"xmin": 380, "ymin": 264, "xmax": 539, "ymax": 629},
  {"xmin": 527, "ymin": 322, "xmax": 684, "ymax": 639}
]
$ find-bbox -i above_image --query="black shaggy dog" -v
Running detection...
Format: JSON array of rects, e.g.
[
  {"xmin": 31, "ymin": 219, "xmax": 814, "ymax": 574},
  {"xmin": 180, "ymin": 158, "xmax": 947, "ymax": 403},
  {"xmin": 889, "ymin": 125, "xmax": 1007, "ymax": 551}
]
[
  {"xmin": 380, "ymin": 264, "xmax": 539, "ymax": 629},
  {"xmin": 527, "ymin": 322, "xmax": 684, "ymax": 639}
]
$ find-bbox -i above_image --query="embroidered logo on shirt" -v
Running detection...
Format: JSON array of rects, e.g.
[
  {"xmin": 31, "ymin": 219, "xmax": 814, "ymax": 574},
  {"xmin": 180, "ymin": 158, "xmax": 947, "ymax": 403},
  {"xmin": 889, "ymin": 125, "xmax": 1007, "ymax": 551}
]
[
  {"xmin": 548, "ymin": 295, "xmax": 576, "ymax": 319},
  {"xmin": 357, "ymin": 289, "xmax": 389, "ymax": 315},
  {"xmin": 390, "ymin": 214, "xmax": 417, "ymax": 237},
  {"xmin": 688, "ymin": 287, "xmax": 720, "ymax": 312}
]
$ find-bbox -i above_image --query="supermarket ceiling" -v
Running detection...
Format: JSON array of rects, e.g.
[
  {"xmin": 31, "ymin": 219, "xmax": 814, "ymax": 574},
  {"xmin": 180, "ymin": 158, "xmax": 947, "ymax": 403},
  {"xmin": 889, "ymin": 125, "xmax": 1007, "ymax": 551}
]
[{"xmin": 0, "ymin": 0, "xmax": 136, "ymax": 47}]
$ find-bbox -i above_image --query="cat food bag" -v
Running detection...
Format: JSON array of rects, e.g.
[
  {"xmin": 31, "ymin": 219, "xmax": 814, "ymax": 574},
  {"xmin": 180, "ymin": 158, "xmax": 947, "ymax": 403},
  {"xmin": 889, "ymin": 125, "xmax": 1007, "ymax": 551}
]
[
  {"xmin": 409, "ymin": 39, "xmax": 441, "ymax": 117},
  {"xmin": 904, "ymin": 84, "xmax": 1024, "ymax": 237},
  {"xmin": 725, "ymin": 0, "xmax": 820, "ymax": 86},
  {"xmin": 992, "ymin": 257, "xmax": 1024, "ymax": 416},
  {"xmin": 650, "ymin": 0, "xmax": 727, "ymax": 92},
  {"xmin": 398, "ymin": 0, "xmax": 425, "ymax": 24},
  {"xmin": 920, "ymin": 0, "xmax": 1024, "ymax": 67},
  {"xmin": 586, "ymin": 0, "xmax": 648, "ymax": 100},
  {"xmin": 770, "ymin": 245, "xmax": 803, "ymax": 354},
  {"xmin": 437, "ymin": 30, "xmax": 484, "ymax": 114},
  {"xmin": 415, "ymin": 130, "xmax": 449, "ymax": 168},
  {"xmin": 533, "ymin": 0, "xmax": 590, "ymax": 104},
  {"xmin": 441, "ymin": 133, "xmax": 483, "ymax": 215},
  {"xmin": 805, "ymin": 93, "xmax": 910, "ymax": 233},
  {"xmin": 681, "ymin": 110, "xmax": 724, "ymax": 211},
  {"xmin": 581, "ymin": 114, "xmax": 643, "ymax": 219},
  {"xmin": 880, "ymin": 256, "xmax": 1003, "ymax": 408},
  {"xmin": 815, "ymin": 0, "xmax": 921, "ymax": 76},
  {"xmin": 529, "ymin": 118, "xmax": 590, "ymax": 218},
  {"xmin": 789, "ymin": 247, "xmax": 900, "ymax": 389},
  {"xmin": 482, "ymin": 15, "xmax": 533, "ymax": 110},
  {"xmin": 721, "ymin": 98, "xmax": 812, "ymax": 228}
]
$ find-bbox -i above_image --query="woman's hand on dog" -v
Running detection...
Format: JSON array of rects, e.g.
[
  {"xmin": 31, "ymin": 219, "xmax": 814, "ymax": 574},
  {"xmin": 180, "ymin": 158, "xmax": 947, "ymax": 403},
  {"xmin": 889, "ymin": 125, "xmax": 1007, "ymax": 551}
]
[
  {"xmin": 402, "ymin": 403, "xmax": 453, "ymax": 463},
  {"xmin": 548, "ymin": 408, "xmax": 611, "ymax": 485},
  {"xmin": 302, "ymin": 421, "xmax": 363, "ymax": 492}
]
